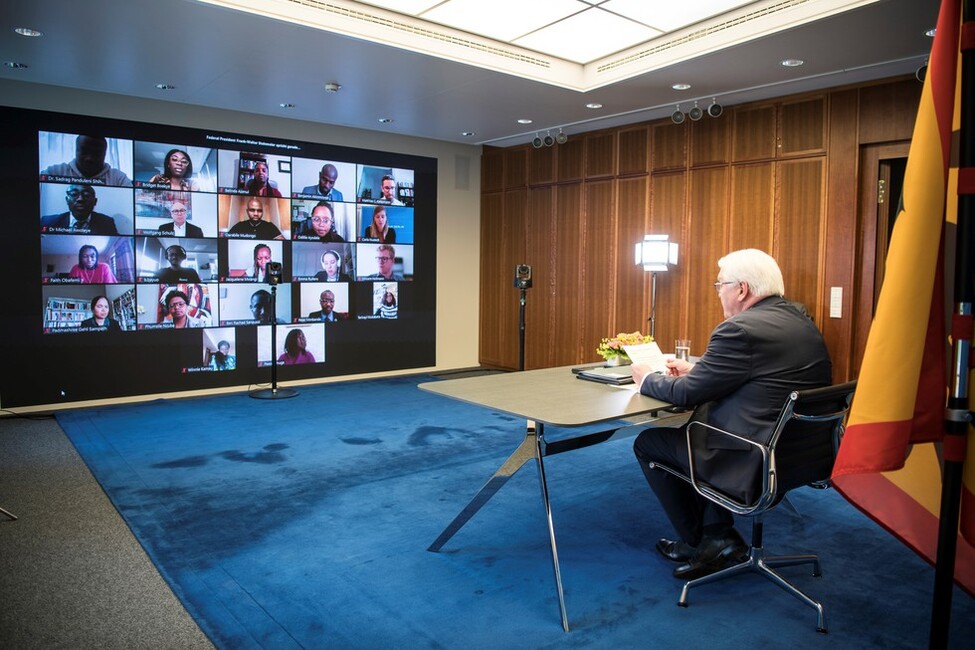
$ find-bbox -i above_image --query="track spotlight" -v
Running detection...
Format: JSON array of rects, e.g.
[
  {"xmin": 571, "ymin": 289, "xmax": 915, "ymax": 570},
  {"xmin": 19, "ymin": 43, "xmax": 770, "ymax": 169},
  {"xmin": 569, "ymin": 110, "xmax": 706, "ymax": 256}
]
[
  {"xmin": 543, "ymin": 131, "xmax": 555, "ymax": 147},
  {"xmin": 688, "ymin": 101, "xmax": 703, "ymax": 121},
  {"xmin": 671, "ymin": 105, "xmax": 685, "ymax": 124},
  {"xmin": 532, "ymin": 134, "xmax": 543, "ymax": 148},
  {"xmin": 916, "ymin": 62, "xmax": 927, "ymax": 82},
  {"xmin": 707, "ymin": 98, "xmax": 723, "ymax": 118},
  {"xmin": 555, "ymin": 128, "xmax": 568, "ymax": 144}
]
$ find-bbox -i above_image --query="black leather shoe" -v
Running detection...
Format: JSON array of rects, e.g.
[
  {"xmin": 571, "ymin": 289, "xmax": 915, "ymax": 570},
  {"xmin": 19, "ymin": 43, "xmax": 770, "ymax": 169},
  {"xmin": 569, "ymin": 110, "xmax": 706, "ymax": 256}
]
[
  {"xmin": 672, "ymin": 530, "xmax": 748, "ymax": 580},
  {"xmin": 656, "ymin": 538, "xmax": 696, "ymax": 563}
]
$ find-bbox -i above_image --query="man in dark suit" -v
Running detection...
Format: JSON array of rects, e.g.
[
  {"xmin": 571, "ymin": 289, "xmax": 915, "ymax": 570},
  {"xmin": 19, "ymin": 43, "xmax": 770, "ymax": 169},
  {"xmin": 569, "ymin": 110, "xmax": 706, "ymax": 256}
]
[
  {"xmin": 631, "ymin": 249, "xmax": 832, "ymax": 581},
  {"xmin": 40, "ymin": 184, "xmax": 119, "ymax": 234},
  {"xmin": 306, "ymin": 289, "xmax": 344, "ymax": 322},
  {"xmin": 157, "ymin": 200, "xmax": 204, "ymax": 238}
]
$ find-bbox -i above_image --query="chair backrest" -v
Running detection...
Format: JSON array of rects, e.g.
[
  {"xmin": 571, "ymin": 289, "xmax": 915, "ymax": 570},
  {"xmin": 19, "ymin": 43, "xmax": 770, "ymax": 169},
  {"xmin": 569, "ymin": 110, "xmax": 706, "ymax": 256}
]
[
  {"xmin": 684, "ymin": 380, "xmax": 856, "ymax": 515},
  {"xmin": 769, "ymin": 380, "xmax": 857, "ymax": 496}
]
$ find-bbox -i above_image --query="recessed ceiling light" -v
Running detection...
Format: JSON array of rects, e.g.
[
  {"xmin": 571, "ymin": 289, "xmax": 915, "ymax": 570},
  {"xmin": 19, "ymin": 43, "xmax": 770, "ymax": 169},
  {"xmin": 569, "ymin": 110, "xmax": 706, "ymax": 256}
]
[
  {"xmin": 279, "ymin": 103, "xmax": 295, "ymax": 108},
  {"xmin": 585, "ymin": 103, "xmax": 602, "ymax": 109},
  {"xmin": 324, "ymin": 82, "xmax": 341, "ymax": 93},
  {"xmin": 781, "ymin": 59, "xmax": 804, "ymax": 67},
  {"xmin": 461, "ymin": 131, "xmax": 476, "ymax": 137},
  {"xmin": 378, "ymin": 117, "xmax": 393, "ymax": 124},
  {"xmin": 517, "ymin": 118, "xmax": 533, "ymax": 124},
  {"xmin": 14, "ymin": 27, "xmax": 43, "ymax": 37},
  {"xmin": 155, "ymin": 83, "xmax": 175, "ymax": 90},
  {"xmin": 925, "ymin": 27, "xmax": 936, "ymax": 37},
  {"xmin": 671, "ymin": 83, "xmax": 691, "ymax": 91},
  {"xmin": 3, "ymin": 61, "xmax": 28, "ymax": 69}
]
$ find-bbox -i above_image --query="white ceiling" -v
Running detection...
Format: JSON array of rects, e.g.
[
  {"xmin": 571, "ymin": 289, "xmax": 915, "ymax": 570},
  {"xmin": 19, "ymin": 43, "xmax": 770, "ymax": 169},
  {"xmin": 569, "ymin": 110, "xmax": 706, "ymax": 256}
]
[{"xmin": 0, "ymin": 0, "xmax": 938, "ymax": 146}]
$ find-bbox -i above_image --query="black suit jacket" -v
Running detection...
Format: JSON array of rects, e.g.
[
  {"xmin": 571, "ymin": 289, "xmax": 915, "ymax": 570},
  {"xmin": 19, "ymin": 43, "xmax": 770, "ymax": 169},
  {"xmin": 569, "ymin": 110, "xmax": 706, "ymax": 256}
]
[
  {"xmin": 640, "ymin": 296, "xmax": 832, "ymax": 500},
  {"xmin": 158, "ymin": 222, "xmax": 204, "ymax": 238},
  {"xmin": 41, "ymin": 211, "xmax": 118, "ymax": 235}
]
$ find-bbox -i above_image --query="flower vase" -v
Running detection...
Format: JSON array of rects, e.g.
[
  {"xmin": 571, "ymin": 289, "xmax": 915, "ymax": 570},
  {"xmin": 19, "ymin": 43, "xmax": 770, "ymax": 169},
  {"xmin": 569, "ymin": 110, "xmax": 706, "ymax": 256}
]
[{"xmin": 605, "ymin": 356, "xmax": 628, "ymax": 367}]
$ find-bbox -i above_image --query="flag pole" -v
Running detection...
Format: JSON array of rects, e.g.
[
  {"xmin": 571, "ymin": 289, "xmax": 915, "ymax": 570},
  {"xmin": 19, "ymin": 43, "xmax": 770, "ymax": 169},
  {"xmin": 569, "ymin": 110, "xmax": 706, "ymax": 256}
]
[{"xmin": 930, "ymin": 0, "xmax": 974, "ymax": 646}]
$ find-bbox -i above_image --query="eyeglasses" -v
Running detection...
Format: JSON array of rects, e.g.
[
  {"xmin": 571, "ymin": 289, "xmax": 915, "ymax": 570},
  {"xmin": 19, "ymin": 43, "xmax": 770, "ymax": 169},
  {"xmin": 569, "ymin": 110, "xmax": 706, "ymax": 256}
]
[
  {"xmin": 171, "ymin": 208, "xmax": 187, "ymax": 214},
  {"xmin": 310, "ymin": 216, "xmax": 331, "ymax": 224},
  {"xmin": 713, "ymin": 281, "xmax": 738, "ymax": 292},
  {"xmin": 376, "ymin": 256, "xmax": 393, "ymax": 262},
  {"xmin": 168, "ymin": 301, "xmax": 187, "ymax": 309},
  {"xmin": 66, "ymin": 189, "xmax": 95, "ymax": 198}
]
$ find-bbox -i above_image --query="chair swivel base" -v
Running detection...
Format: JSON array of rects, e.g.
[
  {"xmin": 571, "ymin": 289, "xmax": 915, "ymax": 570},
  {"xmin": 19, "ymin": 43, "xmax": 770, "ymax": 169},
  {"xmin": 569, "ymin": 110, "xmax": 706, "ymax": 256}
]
[{"xmin": 677, "ymin": 545, "xmax": 827, "ymax": 634}]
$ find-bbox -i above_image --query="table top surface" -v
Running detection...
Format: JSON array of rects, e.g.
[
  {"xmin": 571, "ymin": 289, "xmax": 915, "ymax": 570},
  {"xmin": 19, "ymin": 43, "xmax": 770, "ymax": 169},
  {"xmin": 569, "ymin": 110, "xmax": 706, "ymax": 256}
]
[{"xmin": 418, "ymin": 365, "xmax": 671, "ymax": 427}]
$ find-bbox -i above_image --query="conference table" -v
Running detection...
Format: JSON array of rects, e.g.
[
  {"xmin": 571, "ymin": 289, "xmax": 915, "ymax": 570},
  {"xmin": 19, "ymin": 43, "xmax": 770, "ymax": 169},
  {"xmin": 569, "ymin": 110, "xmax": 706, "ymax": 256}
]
[{"xmin": 419, "ymin": 365, "xmax": 675, "ymax": 631}]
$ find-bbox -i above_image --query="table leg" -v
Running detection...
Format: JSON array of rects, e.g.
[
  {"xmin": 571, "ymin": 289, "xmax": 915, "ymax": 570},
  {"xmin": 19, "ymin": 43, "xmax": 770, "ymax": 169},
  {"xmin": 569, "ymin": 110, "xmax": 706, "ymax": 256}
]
[{"xmin": 427, "ymin": 419, "xmax": 571, "ymax": 631}]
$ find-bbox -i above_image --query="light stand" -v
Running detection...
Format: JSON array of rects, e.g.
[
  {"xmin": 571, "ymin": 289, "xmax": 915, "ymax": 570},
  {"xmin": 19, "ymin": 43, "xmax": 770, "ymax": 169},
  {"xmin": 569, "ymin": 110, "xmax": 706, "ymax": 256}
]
[
  {"xmin": 250, "ymin": 262, "xmax": 298, "ymax": 400},
  {"xmin": 514, "ymin": 264, "xmax": 533, "ymax": 371},
  {"xmin": 635, "ymin": 235, "xmax": 678, "ymax": 339}
]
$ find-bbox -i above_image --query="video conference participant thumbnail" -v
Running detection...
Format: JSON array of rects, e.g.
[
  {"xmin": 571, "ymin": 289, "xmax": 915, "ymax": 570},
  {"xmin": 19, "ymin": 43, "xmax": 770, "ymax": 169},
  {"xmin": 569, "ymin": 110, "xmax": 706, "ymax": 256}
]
[
  {"xmin": 219, "ymin": 195, "xmax": 288, "ymax": 239},
  {"xmin": 356, "ymin": 243, "xmax": 413, "ymax": 282},
  {"xmin": 136, "ymin": 283, "xmax": 217, "ymax": 330},
  {"xmin": 221, "ymin": 240, "xmax": 285, "ymax": 283},
  {"xmin": 290, "ymin": 241, "xmax": 355, "ymax": 282},
  {"xmin": 257, "ymin": 323, "xmax": 324, "ymax": 367},
  {"xmin": 42, "ymin": 284, "xmax": 136, "ymax": 333},
  {"xmin": 38, "ymin": 132, "xmax": 133, "ymax": 187},
  {"xmin": 216, "ymin": 151, "xmax": 292, "ymax": 198},
  {"xmin": 41, "ymin": 235, "xmax": 135, "ymax": 284},
  {"xmin": 219, "ymin": 284, "xmax": 292, "ymax": 326},
  {"xmin": 358, "ymin": 204, "xmax": 414, "ymax": 244},
  {"xmin": 136, "ymin": 237, "xmax": 217, "ymax": 284},
  {"xmin": 296, "ymin": 282, "xmax": 350, "ymax": 323},
  {"xmin": 291, "ymin": 200, "xmax": 356, "ymax": 243},
  {"xmin": 355, "ymin": 282, "xmax": 399, "ymax": 320},
  {"xmin": 204, "ymin": 328, "xmax": 238, "ymax": 371},
  {"xmin": 291, "ymin": 158, "xmax": 355, "ymax": 201},
  {"xmin": 356, "ymin": 166, "xmax": 414, "ymax": 207},
  {"xmin": 39, "ymin": 183, "xmax": 133, "ymax": 235},
  {"xmin": 132, "ymin": 142, "xmax": 217, "ymax": 192},
  {"xmin": 134, "ymin": 189, "xmax": 218, "ymax": 237}
]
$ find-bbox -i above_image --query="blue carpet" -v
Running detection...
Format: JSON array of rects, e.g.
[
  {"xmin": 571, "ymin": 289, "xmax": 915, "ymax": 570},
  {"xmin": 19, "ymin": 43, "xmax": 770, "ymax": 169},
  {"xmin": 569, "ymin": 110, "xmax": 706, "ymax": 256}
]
[{"xmin": 58, "ymin": 375, "xmax": 975, "ymax": 648}]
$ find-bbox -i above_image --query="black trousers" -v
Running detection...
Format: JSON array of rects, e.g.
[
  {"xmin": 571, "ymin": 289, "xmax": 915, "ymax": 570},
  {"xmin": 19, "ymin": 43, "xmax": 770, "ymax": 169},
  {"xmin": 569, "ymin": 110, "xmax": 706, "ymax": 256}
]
[{"xmin": 633, "ymin": 426, "xmax": 734, "ymax": 546}]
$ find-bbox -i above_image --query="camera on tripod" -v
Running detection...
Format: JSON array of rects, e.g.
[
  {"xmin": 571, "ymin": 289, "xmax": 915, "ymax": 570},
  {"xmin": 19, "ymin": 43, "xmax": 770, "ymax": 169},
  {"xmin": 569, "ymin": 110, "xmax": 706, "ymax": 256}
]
[
  {"xmin": 513, "ymin": 264, "xmax": 532, "ymax": 290},
  {"xmin": 266, "ymin": 261, "xmax": 283, "ymax": 286}
]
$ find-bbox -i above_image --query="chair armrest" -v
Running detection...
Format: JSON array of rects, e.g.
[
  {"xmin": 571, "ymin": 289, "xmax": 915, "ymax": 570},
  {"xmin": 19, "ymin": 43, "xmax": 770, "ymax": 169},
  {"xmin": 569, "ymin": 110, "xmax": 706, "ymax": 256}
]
[{"xmin": 685, "ymin": 421, "xmax": 773, "ymax": 516}]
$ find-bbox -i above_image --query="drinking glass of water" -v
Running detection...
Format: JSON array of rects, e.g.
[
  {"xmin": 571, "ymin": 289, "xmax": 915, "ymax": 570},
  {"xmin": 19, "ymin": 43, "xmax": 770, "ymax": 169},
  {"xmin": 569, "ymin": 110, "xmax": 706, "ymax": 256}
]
[{"xmin": 675, "ymin": 339, "xmax": 691, "ymax": 361}]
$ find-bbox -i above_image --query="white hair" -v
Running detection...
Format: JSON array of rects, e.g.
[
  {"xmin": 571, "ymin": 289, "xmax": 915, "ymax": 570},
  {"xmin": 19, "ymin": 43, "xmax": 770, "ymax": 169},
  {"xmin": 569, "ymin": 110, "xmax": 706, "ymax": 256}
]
[{"xmin": 717, "ymin": 249, "xmax": 784, "ymax": 298}]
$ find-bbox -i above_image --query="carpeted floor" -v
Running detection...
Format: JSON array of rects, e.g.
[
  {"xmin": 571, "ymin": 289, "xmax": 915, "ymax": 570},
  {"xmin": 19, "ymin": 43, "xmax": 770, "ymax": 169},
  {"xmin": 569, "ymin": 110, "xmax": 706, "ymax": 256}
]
[{"xmin": 52, "ymin": 375, "xmax": 975, "ymax": 648}]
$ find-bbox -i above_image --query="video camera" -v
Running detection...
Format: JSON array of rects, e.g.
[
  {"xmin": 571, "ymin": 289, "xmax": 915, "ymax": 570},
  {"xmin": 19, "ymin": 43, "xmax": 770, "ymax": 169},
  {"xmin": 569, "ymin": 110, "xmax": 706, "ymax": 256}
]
[{"xmin": 513, "ymin": 264, "xmax": 532, "ymax": 290}]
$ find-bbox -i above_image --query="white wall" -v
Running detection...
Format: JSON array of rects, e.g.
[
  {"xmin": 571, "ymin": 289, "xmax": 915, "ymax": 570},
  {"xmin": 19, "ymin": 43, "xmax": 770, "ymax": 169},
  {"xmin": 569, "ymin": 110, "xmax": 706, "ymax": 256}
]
[{"xmin": 1, "ymin": 79, "xmax": 481, "ymax": 410}]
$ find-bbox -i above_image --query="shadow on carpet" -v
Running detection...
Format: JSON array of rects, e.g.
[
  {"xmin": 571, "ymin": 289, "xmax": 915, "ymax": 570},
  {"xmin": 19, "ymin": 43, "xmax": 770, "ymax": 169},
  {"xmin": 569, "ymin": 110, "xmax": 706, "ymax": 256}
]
[{"xmin": 57, "ymin": 375, "xmax": 975, "ymax": 649}]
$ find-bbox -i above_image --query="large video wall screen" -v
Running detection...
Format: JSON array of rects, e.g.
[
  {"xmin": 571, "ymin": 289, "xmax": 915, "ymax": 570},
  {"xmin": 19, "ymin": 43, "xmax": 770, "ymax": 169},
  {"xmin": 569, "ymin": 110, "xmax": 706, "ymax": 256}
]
[{"xmin": 0, "ymin": 107, "xmax": 437, "ymax": 408}]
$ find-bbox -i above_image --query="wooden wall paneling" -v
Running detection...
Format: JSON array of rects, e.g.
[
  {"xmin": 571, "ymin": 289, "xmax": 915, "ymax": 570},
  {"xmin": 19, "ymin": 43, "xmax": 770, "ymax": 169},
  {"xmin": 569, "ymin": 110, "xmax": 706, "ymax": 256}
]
[
  {"xmin": 557, "ymin": 138, "xmax": 585, "ymax": 182},
  {"xmin": 478, "ymin": 192, "xmax": 509, "ymax": 366},
  {"xmin": 732, "ymin": 104, "xmax": 776, "ymax": 162},
  {"xmin": 649, "ymin": 172, "xmax": 687, "ymax": 344},
  {"xmin": 778, "ymin": 95, "xmax": 827, "ymax": 157},
  {"xmin": 775, "ymin": 159, "xmax": 826, "ymax": 319},
  {"xmin": 481, "ymin": 147, "xmax": 504, "ymax": 193},
  {"xmin": 858, "ymin": 78, "xmax": 921, "ymax": 144},
  {"xmin": 729, "ymin": 162, "xmax": 774, "ymax": 252},
  {"xmin": 525, "ymin": 186, "xmax": 556, "ymax": 368},
  {"xmin": 580, "ymin": 179, "xmax": 618, "ymax": 361},
  {"xmin": 615, "ymin": 176, "xmax": 651, "ymax": 333},
  {"xmin": 822, "ymin": 89, "xmax": 860, "ymax": 381},
  {"xmin": 551, "ymin": 184, "xmax": 584, "ymax": 365},
  {"xmin": 585, "ymin": 131, "xmax": 617, "ymax": 178},
  {"xmin": 651, "ymin": 122, "xmax": 687, "ymax": 171},
  {"xmin": 690, "ymin": 114, "xmax": 730, "ymax": 167},
  {"xmin": 528, "ymin": 144, "xmax": 557, "ymax": 185},
  {"xmin": 618, "ymin": 126, "xmax": 650, "ymax": 176},
  {"xmin": 685, "ymin": 167, "xmax": 729, "ymax": 349},
  {"xmin": 503, "ymin": 147, "xmax": 528, "ymax": 189}
]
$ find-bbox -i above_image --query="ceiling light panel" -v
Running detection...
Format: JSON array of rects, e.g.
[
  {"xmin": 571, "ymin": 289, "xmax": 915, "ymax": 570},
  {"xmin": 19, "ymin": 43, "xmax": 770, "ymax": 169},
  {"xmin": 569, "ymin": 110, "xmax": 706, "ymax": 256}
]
[
  {"xmin": 601, "ymin": 0, "xmax": 752, "ymax": 32},
  {"xmin": 515, "ymin": 8, "xmax": 661, "ymax": 63},
  {"xmin": 420, "ymin": 0, "xmax": 583, "ymax": 42}
]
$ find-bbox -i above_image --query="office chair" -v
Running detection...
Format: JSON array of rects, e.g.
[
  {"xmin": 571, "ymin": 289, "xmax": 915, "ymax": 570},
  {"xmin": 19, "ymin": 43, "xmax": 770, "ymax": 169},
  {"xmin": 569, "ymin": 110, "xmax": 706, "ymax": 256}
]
[{"xmin": 649, "ymin": 380, "xmax": 856, "ymax": 633}]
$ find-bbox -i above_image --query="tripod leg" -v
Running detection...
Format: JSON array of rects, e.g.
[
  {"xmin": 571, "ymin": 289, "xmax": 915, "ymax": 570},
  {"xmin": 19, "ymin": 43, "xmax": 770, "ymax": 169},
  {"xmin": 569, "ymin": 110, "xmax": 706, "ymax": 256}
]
[{"xmin": 0, "ymin": 506, "xmax": 17, "ymax": 521}]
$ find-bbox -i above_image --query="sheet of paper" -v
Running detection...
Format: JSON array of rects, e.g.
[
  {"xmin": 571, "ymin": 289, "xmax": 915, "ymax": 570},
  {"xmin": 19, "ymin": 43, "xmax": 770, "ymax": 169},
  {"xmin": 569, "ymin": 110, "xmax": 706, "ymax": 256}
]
[{"xmin": 622, "ymin": 341, "xmax": 668, "ymax": 374}]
